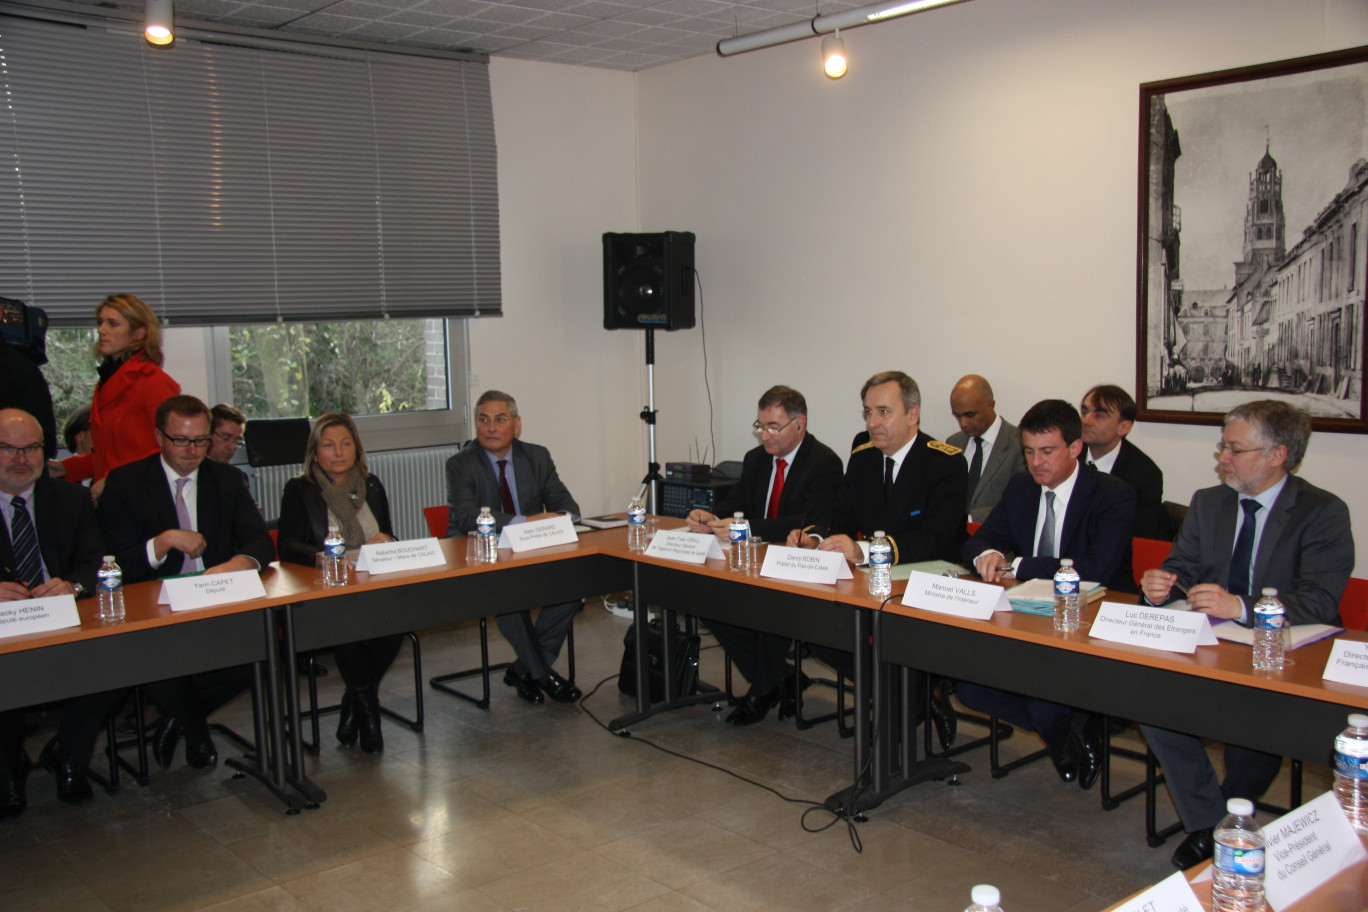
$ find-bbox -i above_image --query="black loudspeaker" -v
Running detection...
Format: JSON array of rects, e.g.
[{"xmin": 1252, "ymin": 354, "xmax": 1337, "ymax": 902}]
[{"xmin": 603, "ymin": 231, "xmax": 696, "ymax": 331}]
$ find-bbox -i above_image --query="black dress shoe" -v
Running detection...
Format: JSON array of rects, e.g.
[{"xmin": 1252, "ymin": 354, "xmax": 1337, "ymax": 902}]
[
  {"xmin": 725, "ymin": 689, "xmax": 778, "ymax": 726},
  {"xmin": 0, "ymin": 751, "xmax": 28, "ymax": 819},
  {"xmin": 503, "ymin": 668, "xmax": 544, "ymax": 705},
  {"xmin": 354, "ymin": 686, "xmax": 383, "ymax": 754},
  {"xmin": 151, "ymin": 715, "xmax": 181, "ymax": 769},
  {"xmin": 1050, "ymin": 736, "xmax": 1079, "ymax": 783},
  {"xmin": 928, "ymin": 688, "xmax": 958, "ymax": 751},
  {"xmin": 536, "ymin": 670, "xmax": 582, "ymax": 704},
  {"xmin": 336, "ymin": 690, "xmax": 359, "ymax": 746},
  {"xmin": 183, "ymin": 719, "xmax": 218, "ymax": 770},
  {"xmin": 1075, "ymin": 716, "xmax": 1104, "ymax": 791},
  {"xmin": 775, "ymin": 672, "xmax": 812, "ymax": 723},
  {"xmin": 1171, "ymin": 827, "xmax": 1215, "ymax": 870},
  {"xmin": 40, "ymin": 740, "xmax": 93, "ymax": 805}
]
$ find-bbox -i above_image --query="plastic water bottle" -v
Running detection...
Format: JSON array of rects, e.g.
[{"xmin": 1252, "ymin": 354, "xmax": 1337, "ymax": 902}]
[
  {"xmin": 1252, "ymin": 588, "xmax": 1285, "ymax": 671},
  {"xmin": 1334, "ymin": 713, "xmax": 1368, "ymax": 835},
  {"xmin": 963, "ymin": 884, "xmax": 1002, "ymax": 912},
  {"xmin": 323, "ymin": 530, "xmax": 347, "ymax": 586},
  {"xmin": 728, "ymin": 512, "xmax": 750, "ymax": 571},
  {"xmin": 1052, "ymin": 558, "xmax": 1080, "ymax": 632},
  {"xmin": 475, "ymin": 506, "xmax": 498, "ymax": 564},
  {"xmin": 96, "ymin": 555, "xmax": 125, "ymax": 622},
  {"xmin": 867, "ymin": 530, "xmax": 892, "ymax": 598},
  {"xmin": 1211, "ymin": 797, "xmax": 1265, "ymax": 912},
  {"xmin": 627, "ymin": 497, "xmax": 648, "ymax": 552}
]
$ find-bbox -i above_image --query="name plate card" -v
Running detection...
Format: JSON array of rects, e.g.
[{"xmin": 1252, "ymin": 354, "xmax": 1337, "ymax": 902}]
[
  {"xmin": 160, "ymin": 570, "xmax": 267, "ymax": 612},
  {"xmin": 901, "ymin": 571, "xmax": 1008, "ymax": 620},
  {"xmin": 354, "ymin": 538, "xmax": 447, "ymax": 574},
  {"xmin": 1323, "ymin": 639, "xmax": 1368, "ymax": 688},
  {"xmin": 499, "ymin": 515, "xmax": 578, "ymax": 553},
  {"xmin": 1089, "ymin": 603, "xmax": 1218, "ymax": 653},
  {"xmin": 645, "ymin": 529, "xmax": 724, "ymax": 564},
  {"xmin": 1107, "ymin": 870, "xmax": 1202, "ymax": 912},
  {"xmin": 760, "ymin": 546, "xmax": 853, "ymax": 584},
  {"xmin": 1263, "ymin": 790, "xmax": 1368, "ymax": 910},
  {"xmin": 0, "ymin": 594, "xmax": 81, "ymax": 639}
]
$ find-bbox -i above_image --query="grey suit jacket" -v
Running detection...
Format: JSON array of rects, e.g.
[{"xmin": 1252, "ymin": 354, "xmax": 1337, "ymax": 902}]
[
  {"xmin": 1160, "ymin": 475, "xmax": 1354, "ymax": 625},
  {"xmin": 948, "ymin": 418, "xmax": 1025, "ymax": 523},
  {"xmin": 445, "ymin": 439, "xmax": 580, "ymax": 535}
]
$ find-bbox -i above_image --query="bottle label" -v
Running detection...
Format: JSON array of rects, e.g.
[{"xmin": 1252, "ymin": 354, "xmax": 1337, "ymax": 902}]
[
  {"xmin": 99, "ymin": 575, "xmax": 120, "ymax": 590},
  {"xmin": 1054, "ymin": 579, "xmax": 1078, "ymax": 595},
  {"xmin": 729, "ymin": 528, "xmax": 747, "ymax": 543},
  {"xmin": 629, "ymin": 512, "xmax": 645, "ymax": 525},
  {"xmin": 1335, "ymin": 748, "xmax": 1368, "ymax": 776},
  {"xmin": 869, "ymin": 549, "xmax": 890, "ymax": 568},
  {"xmin": 1255, "ymin": 612, "xmax": 1284, "ymax": 630},
  {"xmin": 1214, "ymin": 842, "xmax": 1264, "ymax": 875},
  {"xmin": 326, "ymin": 541, "xmax": 346, "ymax": 557}
]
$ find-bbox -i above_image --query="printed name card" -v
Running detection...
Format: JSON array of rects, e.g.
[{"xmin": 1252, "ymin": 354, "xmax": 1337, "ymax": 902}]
[
  {"xmin": 0, "ymin": 594, "xmax": 81, "ymax": 638},
  {"xmin": 160, "ymin": 570, "xmax": 266, "ymax": 612},
  {"xmin": 354, "ymin": 537, "xmax": 447, "ymax": 574},
  {"xmin": 901, "ymin": 571, "xmax": 1008, "ymax": 619},
  {"xmin": 760, "ymin": 546, "xmax": 853, "ymax": 584},
  {"xmin": 1323, "ymin": 639, "xmax": 1368, "ymax": 688},
  {"xmin": 1263, "ymin": 789, "xmax": 1368, "ymax": 909},
  {"xmin": 1089, "ymin": 603, "xmax": 1219, "ymax": 653},
  {"xmin": 499, "ymin": 515, "xmax": 578, "ymax": 553},
  {"xmin": 645, "ymin": 529, "xmax": 724, "ymax": 564},
  {"xmin": 1107, "ymin": 870, "xmax": 1203, "ymax": 912}
]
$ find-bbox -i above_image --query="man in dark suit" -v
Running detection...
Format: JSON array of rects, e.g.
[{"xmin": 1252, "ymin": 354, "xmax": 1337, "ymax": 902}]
[
  {"xmin": 686, "ymin": 385, "xmax": 843, "ymax": 725},
  {"xmin": 946, "ymin": 374, "xmax": 1025, "ymax": 523},
  {"xmin": 1080, "ymin": 384, "xmax": 1171, "ymax": 540},
  {"xmin": 0, "ymin": 408, "xmax": 103, "ymax": 816},
  {"xmin": 40, "ymin": 396, "xmax": 274, "ymax": 800},
  {"xmin": 446, "ymin": 390, "xmax": 583, "ymax": 705},
  {"xmin": 959, "ymin": 399, "xmax": 1137, "ymax": 788},
  {"xmin": 1141, "ymin": 400, "xmax": 1353, "ymax": 870}
]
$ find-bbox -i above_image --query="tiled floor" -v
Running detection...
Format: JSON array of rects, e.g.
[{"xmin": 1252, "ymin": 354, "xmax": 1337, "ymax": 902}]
[{"xmin": 0, "ymin": 602, "xmax": 1330, "ymax": 912}]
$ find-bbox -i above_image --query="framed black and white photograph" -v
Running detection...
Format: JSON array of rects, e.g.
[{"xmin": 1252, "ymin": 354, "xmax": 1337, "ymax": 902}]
[{"xmin": 1137, "ymin": 45, "xmax": 1368, "ymax": 433}]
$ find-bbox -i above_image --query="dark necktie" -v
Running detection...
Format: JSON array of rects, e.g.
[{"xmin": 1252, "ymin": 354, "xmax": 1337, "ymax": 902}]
[
  {"xmin": 883, "ymin": 456, "xmax": 894, "ymax": 502},
  {"xmin": 10, "ymin": 495, "xmax": 44, "ymax": 589},
  {"xmin": 766, "ymin": 458, "xmax": 786, "ymax": 520},
  {"xmin": 965, "ymin": 437, "xmax": 983, "ymax": 508},
  {"xmin": 1227, "ymin": 499, "xmax": 1262, "ymax": 596},
  {"xmin": 497, "ymin": 459, "xmax": 516, "ymax": 515},
  {"xmin": 1037, "ymin": 491, "xmax": 1057, "ymax": 558}
]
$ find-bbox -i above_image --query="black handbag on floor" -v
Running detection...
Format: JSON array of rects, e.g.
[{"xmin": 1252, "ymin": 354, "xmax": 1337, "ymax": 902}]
[{"xmin": 617, "ymin": 617, "xmax": 700, "ymax": 702}]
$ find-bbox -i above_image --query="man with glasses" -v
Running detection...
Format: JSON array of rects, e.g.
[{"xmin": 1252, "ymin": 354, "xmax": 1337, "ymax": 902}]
[
  {"xmin": 446, "ymin": 390, "xmax": 583, "ymax": 706},
  {"xmin": 39, "ymin": 396, "xmax": 274, "ymax": 799},
  {"xmin": 687, "ymin": 385, "xmax": 842, "ymax": 725},
  {"xmin": 1139, "ymin": 400, "xmax": 1353, "ymax": 870},
  {"xmin": 207, "ymin": 403, "xmax": 246, "ymax": 466},
  {"xmin": 0, "ymin": 408, "xmax": 104, "ymax": 816}
]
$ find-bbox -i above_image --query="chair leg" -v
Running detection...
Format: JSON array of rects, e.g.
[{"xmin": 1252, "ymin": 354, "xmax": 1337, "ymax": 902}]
[
  {"xmin": 1145, "ymin": 748, "xmax": 1184, "ymax": 847},
  {"xmin": 791, "ymin": 641, "xmax": 845, "ymax": 731},
  {"xmin": 1099, "ymin": 716, "xmax": 1148, "ymax": 811},
  {"xmin": 430, "ymin": 618, "xmax": 508, "ymax": 709},
  {"xmin": 89, "ymin": 689, "xmax": 151, "ymax": 793},
  {"xmin": 988, "ymin": 717, "xmax": 1048, "ymax": 778},
  {"xmin": 300, "ymin": 633, "xmax": 427, "ymax": 754}
]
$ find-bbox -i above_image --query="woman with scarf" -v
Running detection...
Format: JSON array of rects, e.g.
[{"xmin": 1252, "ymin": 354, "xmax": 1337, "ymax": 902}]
[
  {"xmin": 277, "ymin": 412, "xmax": 400, "ymax": 754},
  {"xmin": 50, "ymin": 294, "xmax": 180, "ymax": 498}
]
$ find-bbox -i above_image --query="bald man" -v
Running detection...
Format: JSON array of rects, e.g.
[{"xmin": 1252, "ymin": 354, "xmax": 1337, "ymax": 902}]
[{"xmin": 946, "ymin": 375, "xmax": 1024, "ymax": 522}]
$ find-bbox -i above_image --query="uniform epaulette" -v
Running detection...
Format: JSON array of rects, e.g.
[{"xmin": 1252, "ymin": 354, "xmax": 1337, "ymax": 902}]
[
  {"xmin": 927, "ymin": 440, "xmax": 962, "ymax": 456},
  {"xmin": 851, "ymin": 441, "xmax": 875, "ymax": 454}
]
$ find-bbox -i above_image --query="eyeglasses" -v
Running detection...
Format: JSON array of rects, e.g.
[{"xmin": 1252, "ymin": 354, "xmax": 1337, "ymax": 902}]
[
  {"xmin": 1214, "ymin": 441, "xmax": 1268, "ymax": 458},
  {"xmin": 0, "ymin": 443, "xmax": 43, "ymax": 458},
  {"xmin": 213, "ymin": 430, "xmax": 243, "ymax": 447},
  {"xmin": 163, "ymin": 435, "xmax": 213, "ymax": 449},
  {"xmin": 752, "ymin": 417, "xmax": 798, "ymax": 436},
  {"xmin": 476, "ymin": 414, "xmax": 514, "ymax": 427}
]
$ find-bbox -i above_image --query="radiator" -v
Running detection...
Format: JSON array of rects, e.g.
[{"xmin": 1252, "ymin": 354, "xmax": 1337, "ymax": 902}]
[{"xmin": 252, "ymin": 446, "xmax": 459, "ymax": 541}]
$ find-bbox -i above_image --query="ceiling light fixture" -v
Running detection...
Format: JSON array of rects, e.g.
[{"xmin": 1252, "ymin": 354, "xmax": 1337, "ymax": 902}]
[
  {"xmin": 716, "ymin": 0, "xmax": 968, "ymax": 58},
  {"xmin": 145, "ymin": 0, "xmax": 174, "ymax": 47},
  {"xmin": 822, "ymin": 30, "xmax": 846, "ymax": 79}
]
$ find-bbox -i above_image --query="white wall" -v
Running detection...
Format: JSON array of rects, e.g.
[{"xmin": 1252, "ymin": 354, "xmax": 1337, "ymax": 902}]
[{"xmin": 626, "ymin": 0, "xmax": 1368, "ymax": 568}]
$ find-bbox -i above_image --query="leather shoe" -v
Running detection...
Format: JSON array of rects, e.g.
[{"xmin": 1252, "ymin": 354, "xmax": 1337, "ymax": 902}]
[
  {"xmin": 1075, "ymin": 716, "xmax": 1104, "ymax": 791},
  {"xmin": 775, "ymin": 672, "xmax": 811, "ymax": 723},
  {"xmin": 40, "ymin": 740, "xmax": 93, "ymax": 805},
  {"xmin": 503, "ymin": 668, "xmax": 544, "ymax": 705},
  {"xmin": 183, "ymin": 718, "xmax": 218, "ymax": 770},
  {"xmin": 151, "ymin": 715, "xmax": 181, "ymax": 769},
  {"xmin": 929, "ymin": 687, "xmax": 958, "ymax": 751},
  {"xmin": 536, "ymin": 670, "xmax": 582, "ymax": 704},
  {"xmin": 336, "ymin": 690, "xmax": 359, "ymax": 746},
  {"xmin": 1171, "ymin": 827, "xmax": 1215, "ymax": 870},
  {"xmin": 354, "ymin": 686, "xmax": 384, "ymax": 754},
  {"xmin": 0, "ymin": 751, "xmax": 28, "ymax": 819},
  {"xmin": 1050, "ymin": 736, "xmax": 1079, "ymax": 784},
  {"xmin": 725, "ymin": 689, "xmax": 778, "ymax": 726}
]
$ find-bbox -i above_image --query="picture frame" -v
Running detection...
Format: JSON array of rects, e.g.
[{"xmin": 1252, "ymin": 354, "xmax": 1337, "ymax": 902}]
[{"xmin": 1136, "ymin": 45, "xmax": 1368, "ymax": 433}]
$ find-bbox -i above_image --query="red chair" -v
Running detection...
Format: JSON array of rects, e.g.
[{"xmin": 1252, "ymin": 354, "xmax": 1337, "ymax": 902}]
[
  {"xmin": 423, "ymin": 505, "xmax": 448, "ymax": 539},
  {"xmin": 1339, "ymin": 577, "xmax": 1368, "ymax": 631},
  {"xmin": 1131, "ymin": 537, "xmax": 1173, "ymax": 592}
]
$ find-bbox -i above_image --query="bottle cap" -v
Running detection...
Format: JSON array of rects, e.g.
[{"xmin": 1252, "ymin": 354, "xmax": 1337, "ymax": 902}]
[
  {"xmin": 1060, "ymin": 558, "xmax": 1073, "ymax": 566},
  {"xmin": 970, "ymin": 885, "xmax": 1000, "ymax": 905},
  {"xmin": 734, "ymin": 512, "xmax": 744, "ymax": 519},
  {"xmin": 1349, "ymin": 713, "xmax": 1368, "ymax": 729},
  {"xmin": 1227, "ymin": 797, "xmax": 1254, "ymax": 816},
  {"xmin": 103, "ymin": 554, "xmax": 114, "ymax": 562},
  {"xmin": 1261, "ymin": 587, "xmax": 1278, "ymax": 596},
  {"xmin": 874, "ymin": 531, "xmax": 885, "ymax": 538}
]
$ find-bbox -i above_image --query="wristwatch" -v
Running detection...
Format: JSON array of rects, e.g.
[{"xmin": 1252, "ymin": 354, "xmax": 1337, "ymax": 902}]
[{"xmin": 69, "ymin": 581, "xmax": 85, "ymax": 597}]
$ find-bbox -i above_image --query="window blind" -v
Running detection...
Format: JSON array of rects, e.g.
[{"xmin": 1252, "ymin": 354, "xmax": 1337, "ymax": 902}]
[{"xmin": 0, "ymin": 14, "xmax": 501, "ymax": 326}]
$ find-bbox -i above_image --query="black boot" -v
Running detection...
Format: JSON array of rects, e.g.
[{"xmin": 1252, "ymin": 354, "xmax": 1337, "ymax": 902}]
[
  {"xmin": 354, "ymin": 687, "xmax": 383, "ymax": 754},
  {"xmin": 336, "ymin": 690, "xmax": 359, "ymax": 747}
]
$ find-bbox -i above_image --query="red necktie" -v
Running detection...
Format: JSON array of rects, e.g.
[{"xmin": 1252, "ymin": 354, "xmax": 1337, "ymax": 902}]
[
  {"xmin": 497, "ymin": 459, "xmax": 516, "ymax": 514},
  {"xmin": 766, "ymin": 458, "xmax": 786, "ymax": 520}
]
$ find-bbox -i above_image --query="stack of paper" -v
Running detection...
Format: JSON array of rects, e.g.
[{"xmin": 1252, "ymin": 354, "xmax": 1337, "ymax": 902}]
[{"xmin": 1006, "ymin": 577, "xmax": 1106, "ymax": 616}]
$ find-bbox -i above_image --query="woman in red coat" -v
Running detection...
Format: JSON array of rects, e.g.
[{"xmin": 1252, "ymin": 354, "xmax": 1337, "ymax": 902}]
[{"xmin": 51, "ymin": 294, "xmax": 180, "ymax": 497}]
